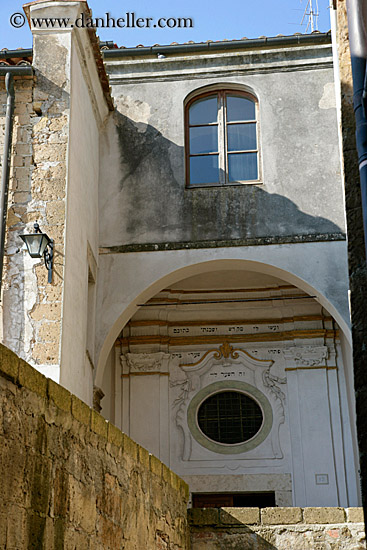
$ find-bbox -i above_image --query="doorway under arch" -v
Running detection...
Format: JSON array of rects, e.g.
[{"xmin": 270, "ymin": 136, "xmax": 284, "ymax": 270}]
[{"xmin": 96, "ymin": 263, "xmax": 359, "ymax": 509}]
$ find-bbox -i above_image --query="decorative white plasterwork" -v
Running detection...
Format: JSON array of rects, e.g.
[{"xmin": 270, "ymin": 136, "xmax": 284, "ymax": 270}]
[
  {"xmin": 170, "ymin": 344, "xmax": 286, "ymax": 463},
  {"xmin": 120, "ymin": 352, "xmax": 172, "ymax": 373},
  {"xmin": 283, "ymin": 346, "xmax": 329, "ymax": 368}
]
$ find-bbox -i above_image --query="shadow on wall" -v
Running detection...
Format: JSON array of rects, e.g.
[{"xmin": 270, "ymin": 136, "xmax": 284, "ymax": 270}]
[
  {"xmin": 101, "ymin": 110, "xmax": 345, "ymax": 247},
  {"xmin": 190, "ymin": 509, "xmax": 277, "ymax": 549},
  {"xmin": 189, "ymin": 508, "xmax": 366, "ymax": 549}
]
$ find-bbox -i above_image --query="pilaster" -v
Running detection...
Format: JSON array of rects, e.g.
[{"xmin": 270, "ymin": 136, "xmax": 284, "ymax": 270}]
[{"xmin": 284, "ymin": 344, "xmax": 347, "ymax": 506}]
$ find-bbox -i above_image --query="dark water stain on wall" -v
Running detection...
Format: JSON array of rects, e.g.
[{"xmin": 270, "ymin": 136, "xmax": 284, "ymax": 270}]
[
  {"xmin": 111, "ymin": 112, "xmax": 343, "ymax": 246},
  {"xmin": 27, "ymin": 416, "xmax": 51, "ymax": 549}
]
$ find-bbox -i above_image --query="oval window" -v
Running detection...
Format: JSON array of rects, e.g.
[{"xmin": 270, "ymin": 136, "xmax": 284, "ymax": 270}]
[{"xmin": 197, "ymin": 390, "xmax": 263, "ymax": 445}]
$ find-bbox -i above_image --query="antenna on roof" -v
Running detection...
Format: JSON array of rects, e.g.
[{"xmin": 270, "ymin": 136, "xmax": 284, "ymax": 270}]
[{"xmin": 300, "ymin": 0, "xmax": 319, "ymax": 32}]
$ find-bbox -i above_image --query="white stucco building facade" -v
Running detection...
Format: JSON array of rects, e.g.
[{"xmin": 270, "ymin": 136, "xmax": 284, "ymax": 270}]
[{"xmin": 0, "ymin": 0, "xmax": 360, "ymax": 509}]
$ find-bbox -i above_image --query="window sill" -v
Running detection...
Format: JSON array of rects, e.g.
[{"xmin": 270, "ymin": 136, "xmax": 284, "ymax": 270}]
[{"xmin": 186, "ymin": 180, "xmax": 263, "ymax": 189}]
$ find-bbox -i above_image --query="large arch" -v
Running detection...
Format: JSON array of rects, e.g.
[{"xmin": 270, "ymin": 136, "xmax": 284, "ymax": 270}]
[{"xmin": 95, "ymin": 242, "xmax": 350, "ymax": 387}]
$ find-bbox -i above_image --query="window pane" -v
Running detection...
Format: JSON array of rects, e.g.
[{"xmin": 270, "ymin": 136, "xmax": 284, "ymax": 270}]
[
  {"xmin": 228, "ymin": 152, "xmax": 258, "ymax": 181},
  {"xmin": 197, "ymin": 391, "xmax": 263, "ymax": 444},
  {"xmin": 190, "ymin": 155, "xmax": 219, "ymax": 184},
  {"xmin": 190, "ymin": 126, "xmax": 218, "ymax": 155},
  {"xmin": 189, "ymin": 96, "xmax": 218, "ymax": 125},
  {"xmin": 227, "ymin": 123, "xmax": 257, "ymax": 151},
  {"xmin": 227, "ymin": 95, "xmax": 255, "ymax": 122}
]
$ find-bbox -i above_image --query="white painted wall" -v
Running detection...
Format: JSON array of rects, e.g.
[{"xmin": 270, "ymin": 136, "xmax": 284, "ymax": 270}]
[
  {"xmin": 59, "ymin": 25, "xmax": 108, "ymax": 405},
  {"xmin": 111, "ymin": 341, "xmax": 357, "ymax": 505},
  {"xmin": 99, "ymin": 276, "xmax": 358, "ymax": 507},
  {"xmin": 95, "ymin": 241, "xmax": 351, "ymax": 387}
]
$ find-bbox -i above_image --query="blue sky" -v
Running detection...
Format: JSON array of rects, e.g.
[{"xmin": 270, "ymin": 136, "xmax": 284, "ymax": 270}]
[{"xmin": 1, "ymin": 0, "xmax": 331, "ymax": 50}]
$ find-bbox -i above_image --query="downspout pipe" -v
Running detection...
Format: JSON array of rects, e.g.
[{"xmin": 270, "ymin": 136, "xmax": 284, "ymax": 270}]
[
  {"xmin": 0, "ymin": 73, "xmax": 15, "ymax": 297},
  {"xmin": 346, "ymin": 0, "xmax": 367, "ymax": 259}
]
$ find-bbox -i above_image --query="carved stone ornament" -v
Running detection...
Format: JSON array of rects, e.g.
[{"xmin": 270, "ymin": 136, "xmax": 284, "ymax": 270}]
[
  {"xmin": 93, "ymin": 386, "xmax": 104, "ymax": 413},
  {"xmin": 170, "ymin": 345, "xmax": 286, "ymax": 462},
  {"xmin": 121, "ymin": 352, "xmax": 171, "ymax": 373},
  {"xmin": 283, "ymin": 346, "xmax": 329, "ymax": 367},
  {"xmin": 214, "ymin": 342, "xmax": 239, "ymax": 360},
  {"xmin": 262, "ymin": 367, "xmax": 286, "ymax": 403}
]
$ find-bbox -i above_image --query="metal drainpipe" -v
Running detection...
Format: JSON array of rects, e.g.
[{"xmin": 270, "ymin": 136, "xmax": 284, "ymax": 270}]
[
  {"xmin": 0, "ymin": 72, "xmax": 15, "ymax": 297},
  {"xmin": 346, "ymin": 0, "xmax": 367, "ymax": 259}
]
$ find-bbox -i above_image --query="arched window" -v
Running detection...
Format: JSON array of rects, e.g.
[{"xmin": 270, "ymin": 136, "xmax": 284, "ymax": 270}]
[{"xmin": 185, "ymin": 89, "xmax": 260, "ymax": 186}]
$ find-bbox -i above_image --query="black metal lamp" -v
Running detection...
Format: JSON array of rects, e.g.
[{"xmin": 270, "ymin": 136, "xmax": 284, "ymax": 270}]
[{"xmin": 20, "ymin": 223, "xmax": 54, "ymax": 283}]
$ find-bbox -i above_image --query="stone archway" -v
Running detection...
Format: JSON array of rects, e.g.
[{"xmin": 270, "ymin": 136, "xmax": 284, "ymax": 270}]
[
  {"xmin": 95, "ymin": 250, "xmax": 351, "ymax": 389},
  {"xmin": 94, "ymin": 258, "xmax": 359, "ymax": 508}
]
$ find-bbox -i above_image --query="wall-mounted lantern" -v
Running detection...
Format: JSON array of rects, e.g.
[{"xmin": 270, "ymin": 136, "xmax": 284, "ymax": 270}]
[{"xmin": 20, "ymin": 223, "xmax": 53, "ymax": 283}]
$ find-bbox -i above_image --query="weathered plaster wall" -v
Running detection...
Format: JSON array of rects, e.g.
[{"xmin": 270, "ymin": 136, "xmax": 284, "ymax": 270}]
[
  {"xmin": 59, "ymin": 21, "xmax": 109, "ymax": 405},
  {"xmin": 0, "ymin": 343, "xmax": 189, "ymax": 549},
  {"xmin": 0, "ymin": 77, "xmax": 34, "ymax": 352},
  {"xmin": 96, "ymin": 39, "xmax": 352, "ymax": 392},
  {"xmin": 100, "ymin": 41, "xmax": 345, "ymax": 248},
  {"xmin": 1, "ymin": 1, "xmax": 110, "ymax": 404},
  {"xmin": 27, "ymin": 31, "xmax": 70, "ymax": 381},
  {"xmin": 0, "ymin": 48, "xmax": 67, "ymax": 384},
  {"xmin": 189, "ymin": 507, "xmax": 365, "ymax": 549},
  {"xmin": 335, "ymin": 0, "xmax": 367, "ymax": 520}
]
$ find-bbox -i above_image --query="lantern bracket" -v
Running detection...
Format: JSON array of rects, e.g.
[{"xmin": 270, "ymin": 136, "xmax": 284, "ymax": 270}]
[{"xmin": 20, "ymin": 222, "xmax": 54, "ymax": 283}]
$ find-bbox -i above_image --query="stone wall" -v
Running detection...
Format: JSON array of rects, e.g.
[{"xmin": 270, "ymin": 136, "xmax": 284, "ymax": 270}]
[
  {"xmin": 0, "ymin": 76, "xmax": 37, "ymax": 358},
  {"xmin": 0, "ymin": 343, "xmax": 189, "ymax": 549},
  {"xmin": 0, "ymin": 64, "xmax": 67, "ymax": 382},
  {"xmin": 0, "ymin": 342, "xmax": 364, "ymax": 550},
  {"xmin": 189, "ymin": 507, "xmax": 366, "ymax": 549},
  {"xmin": 1, "ymin": 1, "xmax": 113, "ymax": 403}
]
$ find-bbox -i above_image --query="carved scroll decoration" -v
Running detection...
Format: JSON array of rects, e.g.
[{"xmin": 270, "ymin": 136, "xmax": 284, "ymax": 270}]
[
  {"xmin": 283, "ymin": 346, "xmax": 329, "ymax": 367},
  {"xmin": 170, "ymin": 345, "xmax": 286, "ymax": 462},
  {"xmin": 121, "ymin": 352, "xmax": 171, "ymax": 372}
]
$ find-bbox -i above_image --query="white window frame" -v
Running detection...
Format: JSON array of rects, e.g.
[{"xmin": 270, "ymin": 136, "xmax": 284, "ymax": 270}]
[{"xmin": 185, "ymin": 88, "xmax": 261, "ymax": 187}]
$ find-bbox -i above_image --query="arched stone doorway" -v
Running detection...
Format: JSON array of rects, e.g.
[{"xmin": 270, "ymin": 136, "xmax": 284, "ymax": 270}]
[{"xmin": 96, "ymin": 263, "xmax": 359, "ymax": 508}]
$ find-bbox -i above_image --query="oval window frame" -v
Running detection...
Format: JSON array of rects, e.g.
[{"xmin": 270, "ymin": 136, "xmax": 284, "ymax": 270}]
[{"xmin": 187, "ymin": 380, "xmax": 273, "ymax": 454}]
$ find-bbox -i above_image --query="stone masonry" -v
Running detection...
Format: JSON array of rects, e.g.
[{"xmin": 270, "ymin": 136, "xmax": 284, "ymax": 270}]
[
  {"xmin": 189, "ymin": 507, "xmax": 366, "ymax": 549},
  {"xmin": 0, "ymin": 343, "xmax": 189, "ymax": 549},
  {"xmin": 0, "ymin": 62, "xmax": 67, "ymax": 375},
  {"xmin": 0, "ymin": 76, "xmax": 35, "ymax": 357},
  {"xmin": 0, "ymin": 341, "xmax": 365, "ymax": 549}
]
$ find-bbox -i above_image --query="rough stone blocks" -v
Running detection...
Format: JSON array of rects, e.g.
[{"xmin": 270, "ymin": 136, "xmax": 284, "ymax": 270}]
[
  {"xmin": 48, "ymin": 378, "xmax": 71, "ymax": 412},
  {"xmin": 18, "ymin": 358, "xmax": 47, "ymax": 397},
  {"xmin": 261, "ymin": 507, "xmax": 302, "ymax": 525},
  {"xmin": 220, "ymin": 507, "xmax": 260, "ymax": 525},
  {"xmin": 0, "ymin": 348, "xmax": 189, "ymax": 550},
  {"xmin": 303, "ymin": 507, "xmax": 346, "ymax": 524}
]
